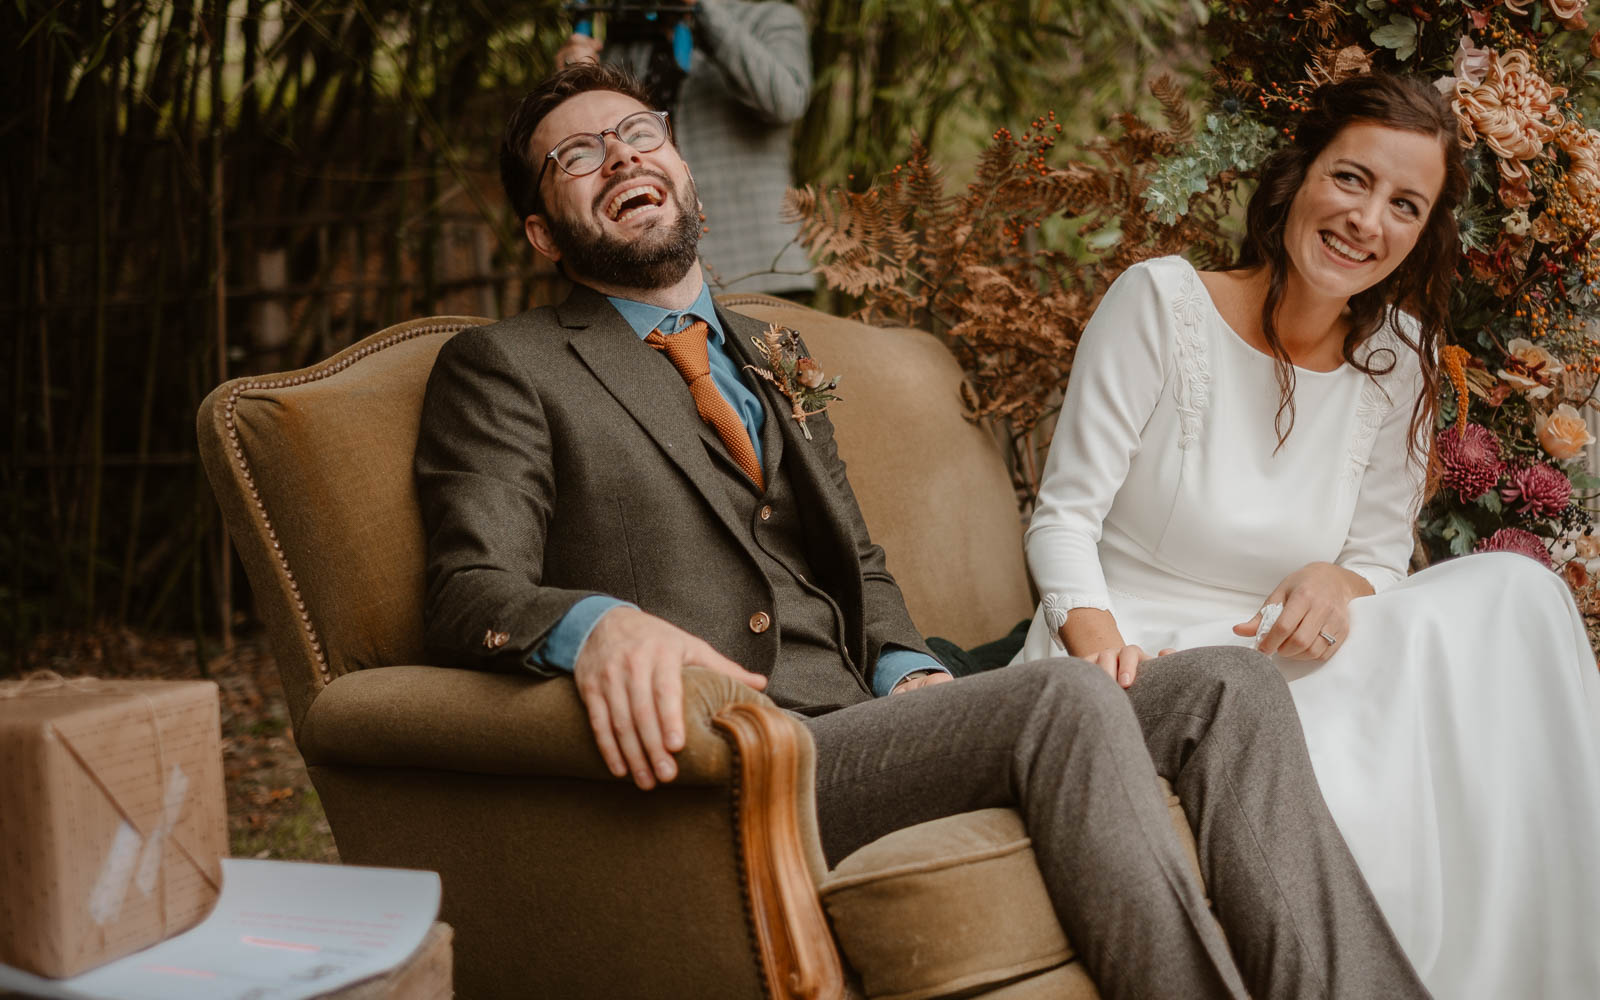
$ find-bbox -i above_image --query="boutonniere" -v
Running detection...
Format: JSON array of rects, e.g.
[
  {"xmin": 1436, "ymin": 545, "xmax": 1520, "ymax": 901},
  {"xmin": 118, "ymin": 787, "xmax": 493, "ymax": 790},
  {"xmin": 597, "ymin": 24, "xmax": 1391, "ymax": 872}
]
[{"xmin": 744, "ymin": 323, "xmax": 841, "ymax": 440}]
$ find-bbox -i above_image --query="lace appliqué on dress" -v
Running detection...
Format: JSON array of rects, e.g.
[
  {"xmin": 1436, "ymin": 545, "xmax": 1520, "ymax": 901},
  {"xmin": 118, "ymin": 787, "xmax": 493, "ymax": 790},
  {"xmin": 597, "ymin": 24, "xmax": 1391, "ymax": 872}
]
[
  {"xmin": 1170, "ymin": 268, "xmax": 1211, "ymax": 450},
  {"xmin": 1041, "ymin": 592, "xmax": 1112, "ymax": 651},
  {"xmin": 1344, "ymin": 330, "xmax": 1400, "ymax": 488}
]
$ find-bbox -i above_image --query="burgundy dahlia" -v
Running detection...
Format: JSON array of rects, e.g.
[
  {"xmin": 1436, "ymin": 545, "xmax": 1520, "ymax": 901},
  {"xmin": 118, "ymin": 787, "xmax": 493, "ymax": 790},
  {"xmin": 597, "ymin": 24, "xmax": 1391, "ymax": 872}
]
[
  {"xmin": 1437, "ymin": 423, "xmax": 1504, "ymax": 500},
  {"xmin": 1475, "ymin": 527, "xmax": 1554, "ymax": 568},
  {"xmin": 1499, "ymin": 462, "xmax": 1573, "ymax": 516}
]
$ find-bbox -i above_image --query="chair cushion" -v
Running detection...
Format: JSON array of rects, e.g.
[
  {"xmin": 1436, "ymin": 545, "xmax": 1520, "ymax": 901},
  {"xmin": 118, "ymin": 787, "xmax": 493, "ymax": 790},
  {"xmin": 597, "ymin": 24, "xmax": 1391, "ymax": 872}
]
[
  {"xmin": 819, "ymin": 808, "xmax": 1069, "ymax": 1000},
  {"xmin": 818, "ymin": 782, "xmax": 1198, "ymax": 1000}
]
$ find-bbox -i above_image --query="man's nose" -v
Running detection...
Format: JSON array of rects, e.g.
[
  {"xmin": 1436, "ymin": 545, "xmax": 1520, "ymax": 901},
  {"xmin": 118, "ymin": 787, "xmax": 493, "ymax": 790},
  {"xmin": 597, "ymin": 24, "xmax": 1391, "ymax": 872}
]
[{"xmin": 601, "ymin": 135, "xmax": 643, "ymax": 174}]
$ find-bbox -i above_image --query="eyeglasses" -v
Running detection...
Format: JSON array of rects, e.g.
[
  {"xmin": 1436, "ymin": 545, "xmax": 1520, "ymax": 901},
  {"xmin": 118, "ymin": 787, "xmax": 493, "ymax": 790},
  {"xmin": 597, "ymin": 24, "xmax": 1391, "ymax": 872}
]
[{"xmin": 534, "ymin": 110, "xmax": 672, "ymax": 204}]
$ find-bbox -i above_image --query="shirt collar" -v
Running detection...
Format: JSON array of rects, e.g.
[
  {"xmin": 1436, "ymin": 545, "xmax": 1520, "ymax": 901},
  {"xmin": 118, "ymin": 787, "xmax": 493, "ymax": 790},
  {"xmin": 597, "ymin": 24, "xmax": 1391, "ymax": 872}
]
[{"xmin": 606, "ymin": 283, "xmax": 726, "ymax": 345}]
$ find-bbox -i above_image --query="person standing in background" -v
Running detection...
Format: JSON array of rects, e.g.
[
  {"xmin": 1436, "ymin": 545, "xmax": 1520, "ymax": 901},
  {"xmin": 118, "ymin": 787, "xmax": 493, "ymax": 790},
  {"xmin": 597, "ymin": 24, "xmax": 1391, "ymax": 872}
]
[{"xmin": 555, "ymin": 1, "xmax": 815, "ymax": 297}]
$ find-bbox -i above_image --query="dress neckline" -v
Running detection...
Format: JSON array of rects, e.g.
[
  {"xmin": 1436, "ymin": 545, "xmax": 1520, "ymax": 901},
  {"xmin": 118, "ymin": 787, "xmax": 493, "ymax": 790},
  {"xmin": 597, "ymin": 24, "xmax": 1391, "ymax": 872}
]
[{"xmin": 1174, "ymin": 257, "xmax": 1348, "ymax": 378}]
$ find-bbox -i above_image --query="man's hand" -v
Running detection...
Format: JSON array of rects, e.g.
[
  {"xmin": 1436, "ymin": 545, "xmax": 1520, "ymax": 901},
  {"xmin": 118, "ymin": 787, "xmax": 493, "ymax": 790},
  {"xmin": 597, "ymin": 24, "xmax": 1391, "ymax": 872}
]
[
  {"xmin": 554, "ymin": 33, "xmax": 603, "ymax": 69},
  {"xmin": 890, "ymin": 670, "xmax": 954, "ymax": 695},
  {"xmin": 574, "ymin": 607, "xmax": 766, "ymax": 790}
]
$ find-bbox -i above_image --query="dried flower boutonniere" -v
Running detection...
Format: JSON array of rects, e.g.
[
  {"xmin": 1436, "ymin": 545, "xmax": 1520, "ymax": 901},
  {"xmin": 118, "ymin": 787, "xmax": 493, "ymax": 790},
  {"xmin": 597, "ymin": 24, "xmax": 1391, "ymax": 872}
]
[{"xmin": 744, "ymin": 323, "xmax": 842, "ymax": 440}]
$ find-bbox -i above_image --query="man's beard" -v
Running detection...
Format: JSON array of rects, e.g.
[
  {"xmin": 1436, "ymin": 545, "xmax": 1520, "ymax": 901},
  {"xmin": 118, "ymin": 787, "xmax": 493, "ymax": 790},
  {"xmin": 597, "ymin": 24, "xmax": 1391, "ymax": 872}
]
[{"xmin": 546, "ymin": 172, "xmax": 701, "ymax": 290}]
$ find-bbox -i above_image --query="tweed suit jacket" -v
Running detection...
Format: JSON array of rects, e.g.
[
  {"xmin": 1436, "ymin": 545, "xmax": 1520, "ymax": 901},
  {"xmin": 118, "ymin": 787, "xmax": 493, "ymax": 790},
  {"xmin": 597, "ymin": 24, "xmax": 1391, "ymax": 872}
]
[
  {"xmin": 414, "ymin": 284, "xmax": 930, "ymax": 704},
  {"xmin": 606, "ymin": 0, "xmax": 815, "ymax": 295}
]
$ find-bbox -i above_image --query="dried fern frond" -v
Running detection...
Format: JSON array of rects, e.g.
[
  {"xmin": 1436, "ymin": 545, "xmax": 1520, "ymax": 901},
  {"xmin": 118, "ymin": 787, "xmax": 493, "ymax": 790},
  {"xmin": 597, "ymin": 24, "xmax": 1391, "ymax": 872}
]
[{"xmin": 789, "ymin": 95, "xmax": 1244, "ymax": 504}]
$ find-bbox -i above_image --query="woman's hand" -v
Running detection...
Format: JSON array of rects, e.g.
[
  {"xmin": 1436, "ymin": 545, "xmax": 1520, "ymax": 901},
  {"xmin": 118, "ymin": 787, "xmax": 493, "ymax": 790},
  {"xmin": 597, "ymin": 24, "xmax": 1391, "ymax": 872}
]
[
  {"xmin": 1233, "ymin": 561, "xmax": 1373, "ymax": 660},
  {"xmin": 1063, "ymin": 607, "xmax": 1174, "ymax": 688},
  {"xmin": 1082, "ymin": 644, "xmax": 1178, "ymax": 689}
]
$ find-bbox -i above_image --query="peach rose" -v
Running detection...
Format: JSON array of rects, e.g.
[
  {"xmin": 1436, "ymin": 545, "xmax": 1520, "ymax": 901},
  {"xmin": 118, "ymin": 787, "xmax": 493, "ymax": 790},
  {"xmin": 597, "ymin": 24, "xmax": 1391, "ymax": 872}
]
[
  {"xmin": 1499, "ymin": 338, "xmax": 1559, "ymax": 398},
  {"xmin": 1538, "ymin": 402, "xmax": 1595, "ymax": 459}
]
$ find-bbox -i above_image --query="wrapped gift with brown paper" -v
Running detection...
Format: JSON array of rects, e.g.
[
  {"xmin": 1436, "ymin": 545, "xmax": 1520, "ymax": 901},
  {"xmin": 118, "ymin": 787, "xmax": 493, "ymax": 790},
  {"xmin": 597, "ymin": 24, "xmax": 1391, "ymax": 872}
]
[{"xmin": 0, "ymin": 673, "xmax": 228, "ymax": 978}]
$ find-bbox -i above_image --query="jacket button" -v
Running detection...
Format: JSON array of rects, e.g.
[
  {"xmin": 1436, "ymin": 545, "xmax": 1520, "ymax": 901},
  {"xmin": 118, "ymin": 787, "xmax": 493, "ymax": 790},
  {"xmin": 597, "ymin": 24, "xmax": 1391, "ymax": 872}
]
[
  {"xmin": 759, "ymin": 505, "xmax": 773, "ymax": 521},
  {"xmin": 748, "ymin": 611, "xmax": 771, "ymax": 633},
  {"xmin": 483, "ymin": 629, "xmax": 510, "ymax": 649}
]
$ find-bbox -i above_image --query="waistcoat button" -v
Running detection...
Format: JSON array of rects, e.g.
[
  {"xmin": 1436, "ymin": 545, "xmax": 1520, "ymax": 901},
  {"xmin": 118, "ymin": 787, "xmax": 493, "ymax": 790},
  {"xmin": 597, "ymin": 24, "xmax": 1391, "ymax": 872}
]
[
  {"xmin": 748, "ymin": 611, "xmax": 772, "ymax": 633},
  {"xmin": 759, "ymin": 505, "xmax": 773, "ymax": 521}
]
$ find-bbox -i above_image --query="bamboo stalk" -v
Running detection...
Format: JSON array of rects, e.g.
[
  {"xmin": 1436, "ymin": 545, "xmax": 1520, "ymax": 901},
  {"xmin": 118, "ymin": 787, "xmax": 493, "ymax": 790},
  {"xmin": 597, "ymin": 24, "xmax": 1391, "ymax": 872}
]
[
  {"xmin": 209, "ymin": 0, "xmax": 232, "ymax": 654},
  {"xmin": 85, "ymin": 82, "xmax": 110, "ymax": 624},
  {"xmin": 120, "ymin": 224, "xmax": 166, "ymax": 623}
]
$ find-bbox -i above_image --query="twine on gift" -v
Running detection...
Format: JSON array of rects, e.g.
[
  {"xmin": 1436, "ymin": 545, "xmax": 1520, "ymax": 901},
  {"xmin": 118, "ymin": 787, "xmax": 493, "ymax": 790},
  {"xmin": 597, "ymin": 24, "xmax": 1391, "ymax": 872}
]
[
  {"xmin": 4, "ymin": 670, "xmax": 220, "ymax": 934},
  {"xmin": 0, "ymin": 669, "xmax": 104, "ymax": 699}
]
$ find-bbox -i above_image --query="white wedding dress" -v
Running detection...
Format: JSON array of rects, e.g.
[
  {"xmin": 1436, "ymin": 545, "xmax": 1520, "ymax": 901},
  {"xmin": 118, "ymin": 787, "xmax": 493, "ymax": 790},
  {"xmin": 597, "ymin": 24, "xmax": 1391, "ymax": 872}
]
[{"xmin": 1016, "ymin": 256, "xmax": 1600, "ymax": 999}]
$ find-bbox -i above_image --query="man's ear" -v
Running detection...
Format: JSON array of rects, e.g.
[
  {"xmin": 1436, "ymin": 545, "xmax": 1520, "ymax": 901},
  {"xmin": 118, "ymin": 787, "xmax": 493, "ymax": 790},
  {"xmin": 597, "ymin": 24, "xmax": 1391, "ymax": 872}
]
[{"xmin": 524, "ymin": 214, "xmax": 561, "ymax": 263}]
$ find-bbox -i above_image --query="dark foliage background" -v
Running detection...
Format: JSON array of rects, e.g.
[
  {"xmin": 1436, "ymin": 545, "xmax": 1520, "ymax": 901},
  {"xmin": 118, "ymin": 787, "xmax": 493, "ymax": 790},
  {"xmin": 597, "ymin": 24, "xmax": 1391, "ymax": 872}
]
[{"xmin": 3, "ymin": 0, "xmax": 1194, "ymax": 669}]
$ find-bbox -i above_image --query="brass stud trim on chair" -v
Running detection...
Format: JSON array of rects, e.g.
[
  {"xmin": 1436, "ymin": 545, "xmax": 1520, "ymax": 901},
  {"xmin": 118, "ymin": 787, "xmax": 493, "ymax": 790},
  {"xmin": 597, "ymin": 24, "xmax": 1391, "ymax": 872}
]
[{"xmin": 218, "ymin": 320, "xmax": 484, "ymax": 687}]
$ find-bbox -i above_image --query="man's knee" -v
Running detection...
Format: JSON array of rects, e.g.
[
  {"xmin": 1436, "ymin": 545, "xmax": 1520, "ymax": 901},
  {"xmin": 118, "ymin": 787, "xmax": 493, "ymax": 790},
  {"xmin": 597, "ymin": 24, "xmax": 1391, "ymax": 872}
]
[
  {"xmin": 1006, "ymin": 656, "xmax": 1127, "ymax": 714},
  {"xmin": 1138, "ymin": 645, "xmax": 1292, "ymax": 719}
]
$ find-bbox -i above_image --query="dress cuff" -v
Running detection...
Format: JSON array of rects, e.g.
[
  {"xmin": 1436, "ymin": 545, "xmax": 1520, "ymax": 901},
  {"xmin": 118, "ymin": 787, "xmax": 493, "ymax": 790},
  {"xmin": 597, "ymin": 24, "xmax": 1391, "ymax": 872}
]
[
  {"xmin": 1040, "ymin": 592, "xmax": 1112, "ymax": 651},
  {"xmin": 1339, "ymin": 563, "xmax": 1402, "ymax": 595}
]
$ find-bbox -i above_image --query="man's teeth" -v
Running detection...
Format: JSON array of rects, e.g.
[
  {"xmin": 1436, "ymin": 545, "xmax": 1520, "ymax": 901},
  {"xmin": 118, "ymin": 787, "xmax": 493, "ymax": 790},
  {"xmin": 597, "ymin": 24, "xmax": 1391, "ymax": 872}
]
[
  {"xmin": 1322, "ymin": 232, "xmax": 1372, "ymax": 262},
  {"xmin": 607, "ymin": 184, "xmax": 664, "ymax": 221}
]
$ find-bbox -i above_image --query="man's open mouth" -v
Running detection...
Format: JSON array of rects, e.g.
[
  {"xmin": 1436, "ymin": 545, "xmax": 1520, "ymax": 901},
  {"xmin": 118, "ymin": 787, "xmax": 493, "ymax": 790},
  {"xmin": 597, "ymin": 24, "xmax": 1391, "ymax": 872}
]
[{"xmin": 606, "ymin": 183, "xmax": 666, "ymax": 222}]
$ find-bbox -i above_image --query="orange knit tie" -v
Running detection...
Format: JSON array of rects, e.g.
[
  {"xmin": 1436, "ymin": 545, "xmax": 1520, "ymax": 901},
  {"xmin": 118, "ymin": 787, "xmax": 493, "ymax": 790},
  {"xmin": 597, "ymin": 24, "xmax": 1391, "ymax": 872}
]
[{"xmin": 646, "ymin": 320, "xmax": 766, "ymax": 492}]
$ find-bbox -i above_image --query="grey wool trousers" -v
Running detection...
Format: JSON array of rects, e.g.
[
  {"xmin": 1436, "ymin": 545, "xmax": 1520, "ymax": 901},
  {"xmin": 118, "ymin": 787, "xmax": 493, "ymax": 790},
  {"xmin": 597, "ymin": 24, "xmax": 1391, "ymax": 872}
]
[{"xmin": 803, "ymin": 649, "xmax": 1430, "ymax": 1000}]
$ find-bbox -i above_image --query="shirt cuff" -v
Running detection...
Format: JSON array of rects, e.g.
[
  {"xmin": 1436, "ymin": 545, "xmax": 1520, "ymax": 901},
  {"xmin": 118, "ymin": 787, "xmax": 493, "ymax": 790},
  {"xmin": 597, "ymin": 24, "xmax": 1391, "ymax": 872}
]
[
  {"xmin": 873, "ymin": 649, "xmax": 950, "ymax": 698},
  {"xmin": 528, "ymin": 596, "xmax": 637, "ymax": 673}
]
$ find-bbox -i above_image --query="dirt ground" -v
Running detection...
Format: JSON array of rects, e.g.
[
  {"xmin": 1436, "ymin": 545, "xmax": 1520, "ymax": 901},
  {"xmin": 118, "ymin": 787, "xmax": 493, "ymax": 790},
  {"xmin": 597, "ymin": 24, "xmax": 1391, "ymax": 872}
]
[{"xmin": 15, "ymin": 627, "xmax": 338, "ymax": 863}]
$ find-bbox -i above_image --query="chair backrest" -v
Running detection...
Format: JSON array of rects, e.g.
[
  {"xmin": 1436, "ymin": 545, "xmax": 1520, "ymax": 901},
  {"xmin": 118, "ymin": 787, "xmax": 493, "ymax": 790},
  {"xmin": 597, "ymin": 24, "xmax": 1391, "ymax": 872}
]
[
  {"xmin": 198, "ymin": 317, "xmax": 488, "ymax": 728},
  {"xmin": 718, "ymin": 295, "xmax": 1033, "ymax": 649},
  {"xmin": 198, "ymin": 304, "xmax": 1033, "ymax": 728}
]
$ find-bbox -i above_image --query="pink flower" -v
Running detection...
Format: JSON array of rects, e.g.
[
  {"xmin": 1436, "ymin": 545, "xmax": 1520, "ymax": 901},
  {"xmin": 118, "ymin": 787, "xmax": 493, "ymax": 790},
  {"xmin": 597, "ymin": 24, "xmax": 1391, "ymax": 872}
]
[
  {"xmin": 1476, "ymin": 527, "xmax": 1554, "ymax": 568},
  {"xmin": 1454, "ymin": 35, "xmax": 1495, "ymax": 88},
  {"xmin": 1499, "ymin": 462, "xmax": 1573, "ymax": 516},
  {"xmin": 1437, "ymin": 423, "xmax": 1504, "ymax": 500}
]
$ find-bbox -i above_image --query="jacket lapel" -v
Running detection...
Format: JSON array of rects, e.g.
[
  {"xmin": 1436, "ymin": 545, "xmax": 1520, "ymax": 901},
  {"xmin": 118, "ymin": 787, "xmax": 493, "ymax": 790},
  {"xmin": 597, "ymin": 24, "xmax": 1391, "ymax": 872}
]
[
  {"xmin": 719, "ymin": 305, "xmax": 834, "ymax": 501},
  {"xmin": 561, "ymin": 286, "xmax": 752, "ymax": 546}
]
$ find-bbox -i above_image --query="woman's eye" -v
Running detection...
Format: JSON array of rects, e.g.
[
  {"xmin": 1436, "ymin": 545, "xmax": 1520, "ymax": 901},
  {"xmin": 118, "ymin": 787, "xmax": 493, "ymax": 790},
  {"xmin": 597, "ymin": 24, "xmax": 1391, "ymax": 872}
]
[{"xmin": 1393, "ymin": 199, "xmax": 1420, "ymax": 217}]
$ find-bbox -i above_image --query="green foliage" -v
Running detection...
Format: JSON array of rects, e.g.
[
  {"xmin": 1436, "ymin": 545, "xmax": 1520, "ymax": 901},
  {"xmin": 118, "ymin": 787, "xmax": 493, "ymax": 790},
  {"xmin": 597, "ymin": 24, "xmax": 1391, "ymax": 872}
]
[
  {"xmin": 795, "ymin": 0, "xmax": 1208, "ymax": 187},
  {"xmin": 1142, "ymin": 111, "xmax": 1277, "ymax": 224}
]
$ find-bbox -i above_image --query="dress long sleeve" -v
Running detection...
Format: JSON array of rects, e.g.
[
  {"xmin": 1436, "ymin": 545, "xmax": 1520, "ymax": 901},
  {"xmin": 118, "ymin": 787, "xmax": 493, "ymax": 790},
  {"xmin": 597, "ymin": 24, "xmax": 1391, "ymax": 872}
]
[
  {"xmin": 1337, "ymin": 327, "xmax": 1428, "ymax": 592},
  {"xmin": 1025, "ymin": 263, "xmax": 1175, "ymax": 643}
]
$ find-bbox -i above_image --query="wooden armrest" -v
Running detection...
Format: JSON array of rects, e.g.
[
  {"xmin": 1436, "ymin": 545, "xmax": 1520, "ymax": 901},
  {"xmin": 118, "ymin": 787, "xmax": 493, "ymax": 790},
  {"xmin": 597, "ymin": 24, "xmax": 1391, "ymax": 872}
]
[
  {"xmin": 296, "ymin": 663, "xmax": 769, "ymax": 785},
  {"xmin": 716, "ymin": 703, "xmax": 845, "ymax": 1000}
]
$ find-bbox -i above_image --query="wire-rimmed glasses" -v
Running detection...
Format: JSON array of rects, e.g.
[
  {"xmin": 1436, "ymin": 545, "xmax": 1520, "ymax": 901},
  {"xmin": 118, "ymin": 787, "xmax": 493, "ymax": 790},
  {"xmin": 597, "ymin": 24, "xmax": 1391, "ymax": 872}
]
[{"xmin": 534, "ymin": 110, "xmax": 672, "ymax": 207}]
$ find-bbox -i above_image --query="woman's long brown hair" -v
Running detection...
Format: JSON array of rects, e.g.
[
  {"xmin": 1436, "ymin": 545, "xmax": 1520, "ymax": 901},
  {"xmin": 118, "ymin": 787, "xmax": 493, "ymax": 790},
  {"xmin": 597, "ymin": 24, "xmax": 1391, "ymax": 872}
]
[{"xmin": 1228, "ymin": 72, "xmax": 1469, "ymax": 468}]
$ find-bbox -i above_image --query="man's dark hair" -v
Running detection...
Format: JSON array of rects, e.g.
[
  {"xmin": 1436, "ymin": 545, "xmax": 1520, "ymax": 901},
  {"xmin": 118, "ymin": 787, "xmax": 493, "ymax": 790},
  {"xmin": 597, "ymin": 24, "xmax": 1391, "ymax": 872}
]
[{"xmin": 499, "ymin": 63, "xmax": 657, "ymax": 222}]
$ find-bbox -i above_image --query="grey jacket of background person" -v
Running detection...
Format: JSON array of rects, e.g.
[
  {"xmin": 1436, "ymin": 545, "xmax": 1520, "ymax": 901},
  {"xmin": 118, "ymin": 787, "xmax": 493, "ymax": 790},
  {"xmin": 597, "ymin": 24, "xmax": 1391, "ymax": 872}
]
[
  {"xmin": 414, "ymin": 285, "xmax": 923, "ymax": 711},
  {"xmin": 607, "ymin": 0, "xmax": 816, "ymax": 295}
]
